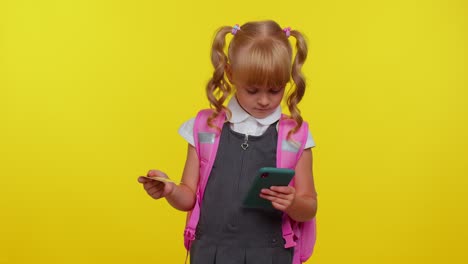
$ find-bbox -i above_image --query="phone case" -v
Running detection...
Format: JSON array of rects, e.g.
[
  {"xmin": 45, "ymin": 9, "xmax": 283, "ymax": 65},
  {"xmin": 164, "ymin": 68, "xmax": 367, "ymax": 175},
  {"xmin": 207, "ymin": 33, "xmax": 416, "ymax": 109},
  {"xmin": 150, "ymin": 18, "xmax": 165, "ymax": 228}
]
[{"xmin": 242, "ymin": 167, "xmax": 295, "ymax": 209}]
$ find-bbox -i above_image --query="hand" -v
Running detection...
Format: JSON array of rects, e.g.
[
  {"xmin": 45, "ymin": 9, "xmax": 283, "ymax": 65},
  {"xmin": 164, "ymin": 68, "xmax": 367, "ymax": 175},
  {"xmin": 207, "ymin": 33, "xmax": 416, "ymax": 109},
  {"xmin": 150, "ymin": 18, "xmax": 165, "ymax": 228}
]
[
  {"xmin": 138, "ymin": 170, "xmax": 175, "ymax": 199},
  {"xmin": 260, "ymin": 186, "xmax": 296, "ymax": 212}
]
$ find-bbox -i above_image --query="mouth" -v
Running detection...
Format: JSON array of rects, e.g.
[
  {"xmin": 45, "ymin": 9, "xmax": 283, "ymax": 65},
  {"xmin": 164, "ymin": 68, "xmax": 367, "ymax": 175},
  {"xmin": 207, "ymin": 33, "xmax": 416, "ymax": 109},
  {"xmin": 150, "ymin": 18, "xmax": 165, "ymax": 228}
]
[
  {"xmin": 254, "ymin": 108, "xmax": 272, "ymax": 116},
  {"xmin": 255, "ymin": 108, "xmax": 270, "ymax": 112}
]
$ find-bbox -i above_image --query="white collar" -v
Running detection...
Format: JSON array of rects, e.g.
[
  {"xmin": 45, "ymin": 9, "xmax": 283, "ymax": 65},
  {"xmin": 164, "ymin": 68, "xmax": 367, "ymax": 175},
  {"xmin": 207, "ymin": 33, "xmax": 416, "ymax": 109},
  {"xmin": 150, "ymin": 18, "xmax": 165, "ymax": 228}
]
[{"xmin": 227, "ymin": 96, "xmax": 282, "ymax": 126}]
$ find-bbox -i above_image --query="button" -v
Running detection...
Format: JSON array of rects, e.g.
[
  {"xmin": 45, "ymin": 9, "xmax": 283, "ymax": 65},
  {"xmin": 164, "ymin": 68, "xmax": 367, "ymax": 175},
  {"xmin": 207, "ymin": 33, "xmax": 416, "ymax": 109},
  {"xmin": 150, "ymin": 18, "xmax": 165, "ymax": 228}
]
[{"xmin": 227, "ymin": 223, "xmax": 237, "ymax": 231}]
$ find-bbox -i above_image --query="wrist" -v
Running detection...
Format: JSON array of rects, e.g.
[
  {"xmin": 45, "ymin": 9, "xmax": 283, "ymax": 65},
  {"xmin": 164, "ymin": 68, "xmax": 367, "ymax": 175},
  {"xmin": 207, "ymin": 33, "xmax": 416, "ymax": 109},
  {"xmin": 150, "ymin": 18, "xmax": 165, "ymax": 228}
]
[
  {"xmin": 165, "ymin": 183, "xmax": 177, "ymax": 199},
  {"xmin": 284, "ymin": 196, "xmax": 297, "ymax": 215}
]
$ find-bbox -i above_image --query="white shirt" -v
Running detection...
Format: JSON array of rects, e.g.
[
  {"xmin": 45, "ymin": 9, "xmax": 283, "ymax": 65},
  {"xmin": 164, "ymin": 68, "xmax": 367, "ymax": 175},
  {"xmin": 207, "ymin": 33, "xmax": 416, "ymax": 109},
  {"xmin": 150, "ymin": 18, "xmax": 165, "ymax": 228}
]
[{"xmin": 178, "ymin": 97, "xmax": 316, "ymax": 149}]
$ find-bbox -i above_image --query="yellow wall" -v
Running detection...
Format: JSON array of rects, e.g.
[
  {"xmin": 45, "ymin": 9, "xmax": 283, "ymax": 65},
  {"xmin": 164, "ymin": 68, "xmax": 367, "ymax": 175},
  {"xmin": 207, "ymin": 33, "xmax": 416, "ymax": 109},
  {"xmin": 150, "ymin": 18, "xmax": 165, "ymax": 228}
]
[{"xmin": 1, "ymin": 0, "xmax": 467, "ymax": 263}]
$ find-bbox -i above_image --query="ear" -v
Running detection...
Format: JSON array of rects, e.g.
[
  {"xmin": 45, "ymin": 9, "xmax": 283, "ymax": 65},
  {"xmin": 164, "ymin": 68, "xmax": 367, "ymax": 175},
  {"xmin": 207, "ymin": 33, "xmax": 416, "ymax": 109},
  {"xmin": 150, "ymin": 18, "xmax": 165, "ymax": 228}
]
[{"xmin": 225, "ymin": 63, "xmax": 233, "ymax": 83}]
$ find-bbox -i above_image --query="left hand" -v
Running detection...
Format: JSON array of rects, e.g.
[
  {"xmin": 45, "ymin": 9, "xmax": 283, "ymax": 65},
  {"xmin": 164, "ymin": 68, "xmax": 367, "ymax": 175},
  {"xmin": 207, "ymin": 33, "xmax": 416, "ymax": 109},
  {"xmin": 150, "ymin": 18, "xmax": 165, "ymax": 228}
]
[{"xmin": 260, "ymin": 186, "xmax": 296, "ymax": 212}]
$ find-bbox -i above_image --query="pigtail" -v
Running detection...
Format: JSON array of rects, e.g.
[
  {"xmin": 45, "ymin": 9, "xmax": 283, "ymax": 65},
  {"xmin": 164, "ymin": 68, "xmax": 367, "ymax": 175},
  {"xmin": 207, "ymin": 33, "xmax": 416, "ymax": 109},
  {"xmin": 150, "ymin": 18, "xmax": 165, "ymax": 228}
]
[
  {"xmin": 206, "ymin": 26, "xmax": 233, "ymax": 130},
  {"xmin": 286, "ymin": 29, "xmax": 308, "ymax": 138}
]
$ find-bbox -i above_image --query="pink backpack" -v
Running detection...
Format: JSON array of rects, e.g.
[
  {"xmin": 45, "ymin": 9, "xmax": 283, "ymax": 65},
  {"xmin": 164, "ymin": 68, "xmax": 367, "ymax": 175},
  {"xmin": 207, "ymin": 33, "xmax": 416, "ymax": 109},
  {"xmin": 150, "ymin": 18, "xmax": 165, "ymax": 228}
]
[{"xmin": 183, "ymin": 109, "xmax": 317, "ymax": 264}]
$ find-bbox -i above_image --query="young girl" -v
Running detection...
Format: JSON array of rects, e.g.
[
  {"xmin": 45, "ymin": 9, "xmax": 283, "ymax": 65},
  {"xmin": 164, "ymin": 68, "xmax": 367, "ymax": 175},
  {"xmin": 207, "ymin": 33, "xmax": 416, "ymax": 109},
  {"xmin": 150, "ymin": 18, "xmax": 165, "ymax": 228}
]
[{"xmin": 138, "ymin": 20, "xmax": 317, "ymax": 264}]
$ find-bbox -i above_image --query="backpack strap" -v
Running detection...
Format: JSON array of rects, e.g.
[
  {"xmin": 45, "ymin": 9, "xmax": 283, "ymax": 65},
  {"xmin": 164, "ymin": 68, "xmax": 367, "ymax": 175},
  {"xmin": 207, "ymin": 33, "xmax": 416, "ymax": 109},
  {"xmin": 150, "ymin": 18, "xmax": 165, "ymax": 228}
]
[
  {"xmin": 183, "ymin": 109, "xmax": 225, "ymax": 251},
  {"xmin": 276, "ymin": 114, "xmax": 308, "ymax": 169},
  {"xmin": 276, "ymin": 115, "xmax": 309, "ymax": 249}
]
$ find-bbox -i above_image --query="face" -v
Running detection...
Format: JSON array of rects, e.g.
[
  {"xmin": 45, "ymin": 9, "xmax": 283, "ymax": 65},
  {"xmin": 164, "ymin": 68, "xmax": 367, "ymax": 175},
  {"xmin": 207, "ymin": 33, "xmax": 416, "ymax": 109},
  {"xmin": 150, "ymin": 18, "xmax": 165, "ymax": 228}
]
[{"xmin": 235, "ymin": 84, "xmax": 285, "ymax": 119}]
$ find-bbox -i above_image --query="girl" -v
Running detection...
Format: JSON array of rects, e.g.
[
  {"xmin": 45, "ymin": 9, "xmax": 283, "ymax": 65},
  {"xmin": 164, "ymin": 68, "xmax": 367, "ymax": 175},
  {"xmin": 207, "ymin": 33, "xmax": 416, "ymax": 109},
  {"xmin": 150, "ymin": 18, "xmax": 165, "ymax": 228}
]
[{"xmin": 138, "ymin": 20, "xmax": 318, "ymax": 264}]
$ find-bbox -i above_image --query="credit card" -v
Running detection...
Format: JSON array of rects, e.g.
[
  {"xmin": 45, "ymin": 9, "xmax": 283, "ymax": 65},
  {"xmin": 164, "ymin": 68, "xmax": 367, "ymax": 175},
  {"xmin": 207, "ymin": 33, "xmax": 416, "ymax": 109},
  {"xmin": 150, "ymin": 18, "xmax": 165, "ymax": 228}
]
[{"xmin": 142, "ymin": 176, "xmax": 176, "ymax": 184}]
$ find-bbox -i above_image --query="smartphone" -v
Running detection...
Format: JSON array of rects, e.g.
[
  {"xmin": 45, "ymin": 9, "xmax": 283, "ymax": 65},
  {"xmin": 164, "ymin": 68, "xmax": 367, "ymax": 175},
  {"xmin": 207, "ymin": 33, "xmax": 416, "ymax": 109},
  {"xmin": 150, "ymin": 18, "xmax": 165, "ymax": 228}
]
[{"xmin": 242, "ymin": 167, "xmax": 295, "ymax": 209}]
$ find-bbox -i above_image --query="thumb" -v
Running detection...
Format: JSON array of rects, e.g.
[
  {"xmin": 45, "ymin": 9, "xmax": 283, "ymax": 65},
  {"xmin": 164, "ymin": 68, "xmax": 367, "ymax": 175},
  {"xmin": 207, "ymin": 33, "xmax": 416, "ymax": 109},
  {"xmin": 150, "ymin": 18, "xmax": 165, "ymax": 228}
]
[{"xmin": 147, "ymin": 170, "xmax": 168, "ymax": 178}]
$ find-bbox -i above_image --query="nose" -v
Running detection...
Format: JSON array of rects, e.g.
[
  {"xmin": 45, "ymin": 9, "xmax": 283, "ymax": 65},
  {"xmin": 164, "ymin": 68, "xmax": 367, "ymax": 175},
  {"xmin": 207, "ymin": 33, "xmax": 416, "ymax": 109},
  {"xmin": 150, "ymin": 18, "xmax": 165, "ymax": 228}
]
[{"xmin": 258, "ymin": 95, "xmax": 270, "ymax": 108}]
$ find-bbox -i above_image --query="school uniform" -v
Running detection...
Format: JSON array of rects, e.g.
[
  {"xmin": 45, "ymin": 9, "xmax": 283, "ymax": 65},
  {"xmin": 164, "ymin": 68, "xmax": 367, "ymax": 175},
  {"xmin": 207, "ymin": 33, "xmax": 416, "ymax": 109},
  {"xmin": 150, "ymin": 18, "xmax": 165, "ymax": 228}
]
[{"xmin": 178, "ymin": 98, "xmax": 315, "ymax": 264}]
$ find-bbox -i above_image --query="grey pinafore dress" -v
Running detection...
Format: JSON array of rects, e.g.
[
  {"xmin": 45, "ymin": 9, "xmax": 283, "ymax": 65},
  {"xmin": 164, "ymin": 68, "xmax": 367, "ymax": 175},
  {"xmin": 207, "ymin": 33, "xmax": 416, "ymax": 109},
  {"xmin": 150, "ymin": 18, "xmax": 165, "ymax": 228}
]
[{"xmin": 190, "ymin": 122, "xmax": 293, "ymax": 264}]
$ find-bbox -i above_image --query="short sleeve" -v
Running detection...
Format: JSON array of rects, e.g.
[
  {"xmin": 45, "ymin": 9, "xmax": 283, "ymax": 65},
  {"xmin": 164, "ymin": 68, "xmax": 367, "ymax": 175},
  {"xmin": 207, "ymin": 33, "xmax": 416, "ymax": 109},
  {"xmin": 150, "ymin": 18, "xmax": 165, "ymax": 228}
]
[
  {"xmin": 177, "ymin": 117, "xmax": 196, "ymax": 146},
  {"xmin": 304, "ymin": 130, "xmax": 316, "ymax": 149}
]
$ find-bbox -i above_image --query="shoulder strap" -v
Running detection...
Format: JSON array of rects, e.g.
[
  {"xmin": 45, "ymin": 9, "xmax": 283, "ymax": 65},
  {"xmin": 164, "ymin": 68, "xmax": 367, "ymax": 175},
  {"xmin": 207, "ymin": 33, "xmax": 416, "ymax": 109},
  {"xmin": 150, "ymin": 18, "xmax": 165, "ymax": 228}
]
[
  {"xmin": 277, "ymin": 115, "xmax": 309, "ymax": 249},
  {"xmin": 277, "ymin": 116, "xmax": 317, "ymax": 264},
  {"xmin": 276, "ymin": 114, "xmax": 309, "ymax": 169},
  {"xmin": 184, "ymin": 109, "xmax": 225, "ymax": 251},
  {"xmin": 193, "ymin": 109, "xmax": 226, "ymax": 196}
]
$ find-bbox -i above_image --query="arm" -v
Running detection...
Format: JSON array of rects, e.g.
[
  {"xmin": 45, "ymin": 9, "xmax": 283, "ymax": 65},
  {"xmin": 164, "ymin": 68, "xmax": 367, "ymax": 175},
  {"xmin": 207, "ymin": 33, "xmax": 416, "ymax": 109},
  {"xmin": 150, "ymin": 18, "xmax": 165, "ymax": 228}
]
[
  {"xmin": 138, "ymin": 144, "xmax": 200, "ymax": 212},
  {"xmin": 165, "ymin": 144, "xmax": 200, "ymax": 211},
  {"xmin": 260, "ymin": 148, "xmax": 318, "ymax": 222}
]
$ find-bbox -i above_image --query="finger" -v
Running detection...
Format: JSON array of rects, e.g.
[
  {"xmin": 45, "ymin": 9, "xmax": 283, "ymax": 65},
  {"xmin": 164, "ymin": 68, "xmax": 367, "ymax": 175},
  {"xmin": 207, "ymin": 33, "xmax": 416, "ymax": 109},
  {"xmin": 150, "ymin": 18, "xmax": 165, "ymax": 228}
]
[
  {"xmin": 270, "ymin": 186, "xmax": 295, "ymax": 194},
  {"xmin": 259, "ymin": 194, "xmax": 289, "ymax": 211},
  {"xmin": 261, "ymin": 190, "xmax": 294, "ymax": 207},
  {"xmin": 144, "ymin": 182, "xmax": 163, "ymax": 192},
  {"xmin": 147, "ymin": 188, "xmax": 164, "ymax": 196},
  {"xmin": 149, "ymin": 187, "xmax": 164, "ymax": 198},
  {"xmin": 154, "ymin": 183, "xmax": 173, "ymax": 198},
  {"xmin": 273, "ymin": 197, "xmax": 292, "ymax": 207},
  {"xmin": 145, "ymin": 185, "xmax": 160, "ymax": 195},
  {"xmin": 261, "ymin": 189, "xmax": 289, "ymax": 200},
  {"xmin": 271, "ymin": 201, "xmax": 288, "ymax": 211},
  {"xmin": 138, "ymin": 176, "xmax": 150, "ymax": 183},
  {"xmin": 147, "ymin": 170, "xmax": 158, "ymax": 177},
  {"xmin": 259, "ymin": 193, "xmax": 273, "ymax": 201},
  {"xmin": 260, "ymin": 193, "xmax": 291, "ymax": 205}
]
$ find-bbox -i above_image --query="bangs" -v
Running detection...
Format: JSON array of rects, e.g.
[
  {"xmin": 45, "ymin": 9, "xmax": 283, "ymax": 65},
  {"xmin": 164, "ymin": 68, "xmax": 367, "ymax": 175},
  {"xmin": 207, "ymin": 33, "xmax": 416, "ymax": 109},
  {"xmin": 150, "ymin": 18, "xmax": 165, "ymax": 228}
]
[{"xmin": 230, "ymin": 40, "xmax": 291, "ymax": 89}]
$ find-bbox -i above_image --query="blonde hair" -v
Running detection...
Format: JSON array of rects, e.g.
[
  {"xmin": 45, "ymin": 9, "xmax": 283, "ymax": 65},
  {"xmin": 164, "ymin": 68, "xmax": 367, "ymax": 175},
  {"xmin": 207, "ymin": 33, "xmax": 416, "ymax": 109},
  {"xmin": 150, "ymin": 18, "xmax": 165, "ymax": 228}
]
[{"xmin": 206, "ymin": 20, "xmax": 308, "ymax": 136}]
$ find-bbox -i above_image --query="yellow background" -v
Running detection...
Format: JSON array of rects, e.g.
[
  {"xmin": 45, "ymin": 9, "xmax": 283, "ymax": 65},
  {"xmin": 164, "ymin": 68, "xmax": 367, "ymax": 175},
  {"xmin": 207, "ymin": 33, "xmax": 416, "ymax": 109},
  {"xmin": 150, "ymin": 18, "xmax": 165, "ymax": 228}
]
[{"xmin": 1, "ymin": 0, "xmax": 467, "ymax": 263}]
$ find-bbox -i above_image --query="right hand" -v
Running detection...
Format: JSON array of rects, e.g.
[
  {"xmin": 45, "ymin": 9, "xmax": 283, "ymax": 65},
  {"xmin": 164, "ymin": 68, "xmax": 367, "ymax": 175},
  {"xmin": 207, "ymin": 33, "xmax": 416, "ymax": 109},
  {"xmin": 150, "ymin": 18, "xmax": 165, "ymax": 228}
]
[{"xmin": 138, "ymin": 170, "xmax": 175, "ymax": 199}]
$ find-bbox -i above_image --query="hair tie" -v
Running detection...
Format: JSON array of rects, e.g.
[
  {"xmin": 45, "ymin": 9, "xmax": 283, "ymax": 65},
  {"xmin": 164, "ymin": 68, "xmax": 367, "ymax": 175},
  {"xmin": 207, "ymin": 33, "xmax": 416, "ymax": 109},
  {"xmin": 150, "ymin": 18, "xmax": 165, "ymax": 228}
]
[
  {"xmin": 232, "ymin": 24, "xmax": 240, "ymax": 35},
  {"xmin": 283, "ymin": 27, "xmax": 291, "ymax": 38}
]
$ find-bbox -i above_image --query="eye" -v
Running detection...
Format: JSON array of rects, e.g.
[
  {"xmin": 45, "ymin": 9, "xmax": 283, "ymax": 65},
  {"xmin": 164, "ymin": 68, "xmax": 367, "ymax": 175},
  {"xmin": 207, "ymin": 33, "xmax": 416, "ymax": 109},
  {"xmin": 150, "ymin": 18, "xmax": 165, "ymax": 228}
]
[
  {"xmin": 246, "ymin": 89, "xmax": 258, "ymax": 94},
  {"xmin": 270, "ymin": 89, "xmax": 282, "ymax": 94}
]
